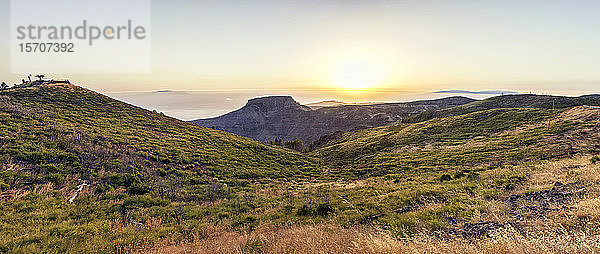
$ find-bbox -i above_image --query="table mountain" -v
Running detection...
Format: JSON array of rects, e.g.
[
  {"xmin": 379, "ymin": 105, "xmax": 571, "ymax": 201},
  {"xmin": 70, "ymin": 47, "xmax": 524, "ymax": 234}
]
[{"xmin": 191, "ymin": 95, "xmax": 476, "ymax": 145}]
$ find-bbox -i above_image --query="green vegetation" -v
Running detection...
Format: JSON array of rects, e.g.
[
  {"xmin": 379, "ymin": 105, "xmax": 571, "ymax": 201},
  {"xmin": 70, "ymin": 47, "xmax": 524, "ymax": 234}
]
[
  {"xmin": 269, "ymin": 138, "xmax": 305, "ymax": 152},
  {"xmin": 315, "ymin": 108, "xmax": 574, "ymax": 172},
  {"xmin": 0, "ymin": 84, "xmax": 319, "ymax": 252},
  {"xmin": 1, "ymin": 84, "xmax": 600, "ymax": 253},
  {"xmin": 404, "ymin": 94, "xmax": 600, "ymax": 123}
]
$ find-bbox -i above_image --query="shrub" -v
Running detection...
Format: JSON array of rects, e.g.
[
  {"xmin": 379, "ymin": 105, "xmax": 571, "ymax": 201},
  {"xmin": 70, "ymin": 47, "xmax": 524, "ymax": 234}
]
[
  {"xmin": 128, "ymin": 181, "xmax": 151, "ymax": 195},
  {"xmin": 467, "ymin": 171, "xmax": 480, "ymax": 180},
  {"xmin": 46, "ymin": 173, "xmax": 64, "ymax": 185},
  {"xmin": 284, "ymin": 139, "xmax": 303, "ymax": 151},
  {"xmin": 107, "ymin": 173, "xmax": 128, "ymax": 187},
  {"xmin": 591, "ymin": 155, "xmax": 600, "ymax": 164},
  {"xmin": 123, "ymin": 194, "xmax": 167, "ymax": 208},
  {"xmin": 297, "ymin": 204, "xmax": 314, "ymax": 216},
  {"xmin": 495, "ymin": 174, "xmax": 527, "ymax": 190},
  {"xmin": 282, "ymin": 205, "xmax": 294, "ymax": 214},
  {"xmin": 189, "ymin": 177, "xmax": 200, "ymax": 185},
  {"xmin": 440, "ymin": 174, "xmax": 452, "ymax": 182},
  {"xmin": 39, "ymin": 163, "xmax": 60, "ymax": 173},
  {"xmin": 94, "ymin": 183, "xmax": 113, "ymax": 194},
  {"xmin": 158, "ymin": 168, "xmax": 168, "ymax": 177},
  {"xmin": 453, "ymin": 171, "xmax": 465, "ymax": 179},
  {"xmin": 316, "ymin": 203, "xmax": 333, "ymax": 216},
  {"xmin": 231, "ymin": 215, "xmax": 259, "ymax": 230}
]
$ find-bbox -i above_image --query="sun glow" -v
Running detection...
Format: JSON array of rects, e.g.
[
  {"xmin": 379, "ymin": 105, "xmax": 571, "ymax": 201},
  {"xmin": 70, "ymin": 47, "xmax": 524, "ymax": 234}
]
[{"xmin": 332, "ymin": 60, "xmax": 386, "ymax": 90}]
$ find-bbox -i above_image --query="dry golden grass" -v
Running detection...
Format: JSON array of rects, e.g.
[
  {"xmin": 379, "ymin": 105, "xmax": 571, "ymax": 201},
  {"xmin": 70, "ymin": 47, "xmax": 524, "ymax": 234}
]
[
  {"xmin": 572, "ymin": 198, "xmax": 600, "ymax": 221},
  {"xmin": 530, "ymin": 156, "xmax": 600, "ymax": 186},
  {"xmin": 132, "ymin": 222, "xmax": 600, "ymax": 254}
]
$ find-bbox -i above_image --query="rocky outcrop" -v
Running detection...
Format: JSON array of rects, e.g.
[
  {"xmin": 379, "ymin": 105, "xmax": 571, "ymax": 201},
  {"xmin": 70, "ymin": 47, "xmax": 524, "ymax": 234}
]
[{"xmin": 191, "ymin": 96, "xmax": 476, "ymax": 145}]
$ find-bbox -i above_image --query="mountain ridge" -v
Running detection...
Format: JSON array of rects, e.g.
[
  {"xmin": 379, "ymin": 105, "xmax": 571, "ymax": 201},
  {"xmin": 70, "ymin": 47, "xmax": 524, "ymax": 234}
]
[
  {"xmin": 191, "ymin": 95, "xmax": 476, "ymax": 145},
  {"xmin": 434, "ymin": 89, "xmax": 519, "ymax": 95},
  {"xmin": 405, "ymin": 94, "xmax": 600, "ymax": 123}
]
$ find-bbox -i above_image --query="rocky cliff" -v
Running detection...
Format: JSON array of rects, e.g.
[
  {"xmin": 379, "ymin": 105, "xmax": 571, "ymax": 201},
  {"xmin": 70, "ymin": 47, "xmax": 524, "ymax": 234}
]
[{"xmin": 191, "ymin": 96, "xmax": 476, "ymax": 145}]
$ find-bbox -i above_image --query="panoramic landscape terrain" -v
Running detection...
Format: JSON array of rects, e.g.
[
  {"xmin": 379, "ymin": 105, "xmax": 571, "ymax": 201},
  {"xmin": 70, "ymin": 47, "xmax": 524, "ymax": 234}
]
[
  {"xmin": 2, "ymin": 1, "xmax": 600, "ymax": 253},
  {"xmin": 1, "ymin": 82, "xmax": 600, "ymax": 253}
]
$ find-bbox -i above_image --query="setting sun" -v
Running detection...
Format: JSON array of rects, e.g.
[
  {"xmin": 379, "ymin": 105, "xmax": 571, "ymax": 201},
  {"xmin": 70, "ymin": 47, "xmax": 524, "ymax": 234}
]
[{"xmin": 332, "ymin": 60, "xmax": 386, "ymax": 90}]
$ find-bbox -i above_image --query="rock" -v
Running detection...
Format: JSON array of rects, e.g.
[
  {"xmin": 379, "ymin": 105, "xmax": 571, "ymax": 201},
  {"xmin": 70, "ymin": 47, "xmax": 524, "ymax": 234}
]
[
  {"xmin": 506, "ymin": 181, "xmax": 587, "ymax": 219},
  {"xmin": 443, "ymin": 221, "xmax": 511, "ymax": 239}
]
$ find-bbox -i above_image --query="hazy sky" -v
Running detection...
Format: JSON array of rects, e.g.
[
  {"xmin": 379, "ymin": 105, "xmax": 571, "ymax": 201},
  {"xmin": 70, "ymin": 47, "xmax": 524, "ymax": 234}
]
[{"xmin": 1, "ymin": 0, "xmax": 600, "ymax": 97}]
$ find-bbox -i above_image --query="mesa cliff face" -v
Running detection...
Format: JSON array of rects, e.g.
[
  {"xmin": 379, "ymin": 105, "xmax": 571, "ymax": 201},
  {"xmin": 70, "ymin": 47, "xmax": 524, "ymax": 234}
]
[
  {"xmin": 197, "ymin": 96, "xmax": 314, "ymax": 143},
  {"xmin": 191, "ymin": 95, "xmax": 476, "ymax": 144}
]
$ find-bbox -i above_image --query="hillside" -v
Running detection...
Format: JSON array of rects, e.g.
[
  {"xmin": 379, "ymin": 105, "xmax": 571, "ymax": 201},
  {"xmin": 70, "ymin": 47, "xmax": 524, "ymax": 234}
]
[
  {"xmin": 0, "ymin": 84, "xmax": 315, "ymax": 179},
  {"xmin": 144, "ymin": 105, "xmax": 600, "ymax": 253},
  {"xmin": 315, "ymin": 106, "xmax": 600, "ymax": 171},
  {"xmin": 3, "ymin": 84, "xmax": 600, "ymax": 253},
  {"xmin": 191, "ymin": 96, "xmax": 475, "ymax": 145},
  {"xmin": 0, "ymin": 84, "xmax": 317, "ymax": 252},
  {"xmin": 405, "ymin": 94, "xmax": 600, "ymax": 123}
]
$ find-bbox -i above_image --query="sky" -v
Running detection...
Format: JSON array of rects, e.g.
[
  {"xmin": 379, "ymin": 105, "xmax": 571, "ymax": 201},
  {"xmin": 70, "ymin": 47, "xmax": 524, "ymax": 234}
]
[{"xmin": 1, "ymin": 0, "xmax": 600, "ymax": 118}]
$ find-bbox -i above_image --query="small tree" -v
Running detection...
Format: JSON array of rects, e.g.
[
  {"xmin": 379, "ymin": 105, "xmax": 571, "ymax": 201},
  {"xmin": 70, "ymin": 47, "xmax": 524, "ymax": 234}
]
[
  {"xmin": 206, "ymin": 179, "xmax": 226, "ymax": 205},
  {"xmin": 284, "ymin": 139, "xmax": 303, "ymax": 151},
  {"xmin": 35, "ymin": 75, "xmax": 45, "ymax": 81},
  {"xmin": 272, "ymin": 137, "xmax": 283, "ymax": 146},
  {"xmin": 0, "ymin": 82, "xmax": 7, "ymax": 90}
]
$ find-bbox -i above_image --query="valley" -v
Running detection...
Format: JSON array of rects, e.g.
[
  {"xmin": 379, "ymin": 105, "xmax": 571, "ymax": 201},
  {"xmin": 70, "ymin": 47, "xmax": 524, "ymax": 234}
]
[{"xmin": 1, "ymin": 83, "xmax": 600, "ymax": 253}]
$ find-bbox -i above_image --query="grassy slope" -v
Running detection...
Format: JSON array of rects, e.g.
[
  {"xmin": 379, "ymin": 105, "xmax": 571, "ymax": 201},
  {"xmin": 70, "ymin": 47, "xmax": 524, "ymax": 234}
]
[
  {"xmin": 143, "ymin": 107, "xmax": 600, "ymax": 253},
  {"xmin": 404, "ymin": 94, "xmax": 600, "ymax": 123},
  {"xmin": 0, "ymin": 84, "xmax": 318, "ymax": 253},
  {"xmin": 2, "ymin": 85, "xmax": 600, "ymax": 253},
  {"xmin": 303, "ymin": 106, "xmax": 600, "ymax": 235},
  {"xmin": 316, "ymin": 107, "xmax": 598, "ymax": 173},
  {"xmin": 0, "ymin": 84, "xmax": 315, "ymax": 178}
]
